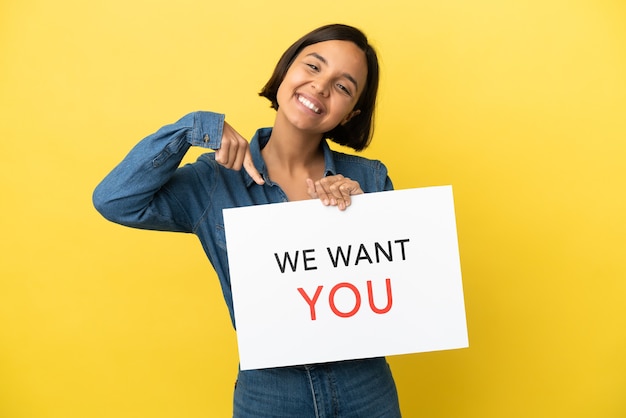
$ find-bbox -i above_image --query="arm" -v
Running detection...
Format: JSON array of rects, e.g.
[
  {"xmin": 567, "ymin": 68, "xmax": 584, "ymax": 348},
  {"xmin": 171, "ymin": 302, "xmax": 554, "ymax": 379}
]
[{"xmin": 93, "ymin": 111, "xmax": 225, "ymax": 232}]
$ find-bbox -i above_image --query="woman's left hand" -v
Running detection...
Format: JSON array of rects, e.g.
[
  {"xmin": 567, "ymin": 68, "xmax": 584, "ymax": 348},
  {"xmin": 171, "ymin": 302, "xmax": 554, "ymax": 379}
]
[{"xmin": 306, "ymin": 175, "xmax": 363, "ymax": 211}]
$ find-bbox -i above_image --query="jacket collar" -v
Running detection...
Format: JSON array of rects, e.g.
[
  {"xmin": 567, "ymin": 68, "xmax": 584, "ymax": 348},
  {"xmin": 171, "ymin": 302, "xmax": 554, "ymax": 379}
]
[{"xmin": 244, "ymin": 127, "xmax": 337, "ymax": 187}]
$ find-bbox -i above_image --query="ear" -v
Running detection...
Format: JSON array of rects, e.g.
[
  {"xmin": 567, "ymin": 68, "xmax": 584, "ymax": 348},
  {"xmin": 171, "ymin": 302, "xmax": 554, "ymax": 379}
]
[{"xmin": 341, "ymin": 109, "xmax": 361, "ymax": 125}]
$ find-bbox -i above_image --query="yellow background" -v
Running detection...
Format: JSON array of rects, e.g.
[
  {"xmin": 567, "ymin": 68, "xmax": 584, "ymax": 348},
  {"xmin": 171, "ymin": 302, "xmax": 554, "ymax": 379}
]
[{"xmin": 1, "ymin": 0, "xmax": 625, "ymax": 416}]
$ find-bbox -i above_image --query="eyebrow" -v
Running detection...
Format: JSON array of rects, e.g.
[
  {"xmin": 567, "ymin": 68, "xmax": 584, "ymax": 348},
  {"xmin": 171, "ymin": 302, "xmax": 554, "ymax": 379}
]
[{"xmin": 305, "ymin": 52, "xmax": 359, "ymax": 91}]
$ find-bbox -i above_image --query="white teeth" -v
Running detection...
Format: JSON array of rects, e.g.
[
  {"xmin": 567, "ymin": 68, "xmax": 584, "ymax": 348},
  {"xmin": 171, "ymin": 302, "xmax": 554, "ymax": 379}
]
[{"xmin": 297, "ymin": 95, "xmax": 321, "ymax": 114}]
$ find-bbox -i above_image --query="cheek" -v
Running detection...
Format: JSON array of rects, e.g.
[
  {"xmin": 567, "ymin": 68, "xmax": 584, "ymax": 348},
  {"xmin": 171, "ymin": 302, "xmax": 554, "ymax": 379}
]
[
  {"xmin": 336, "ymin": 99, "xmax": 357, "ymax": 119},
  {"xmin": 275, "ymin": 83, "xmax": 291, "ymax": 108},
  {"xmin": 276, "ymin": 72, "xmax": 296, "ymax": 96}
]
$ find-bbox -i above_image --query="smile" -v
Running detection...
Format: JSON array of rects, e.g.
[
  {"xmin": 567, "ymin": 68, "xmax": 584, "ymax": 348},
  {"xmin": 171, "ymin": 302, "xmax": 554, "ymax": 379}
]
[{"xmin": 297, "ymin": 95, "xmax": 321, "ymax": 114}]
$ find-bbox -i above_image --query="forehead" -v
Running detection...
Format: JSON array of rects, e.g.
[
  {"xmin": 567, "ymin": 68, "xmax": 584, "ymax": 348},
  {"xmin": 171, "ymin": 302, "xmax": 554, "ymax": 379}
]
[{"xmin": 297, "ymin": 40, "xmax": 367, "ymax": 84}]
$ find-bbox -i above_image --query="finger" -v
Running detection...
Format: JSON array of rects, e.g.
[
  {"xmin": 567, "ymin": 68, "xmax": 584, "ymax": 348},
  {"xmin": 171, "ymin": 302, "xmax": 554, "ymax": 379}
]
[
  {"xmin": 218, "ymin": 122, "xmax": 244, "ymax": 168},
  {"xmin": 243, "ymin": 151, "xmax": 264, "ymax": 185},
  {"xmin": 310, "ymin": 175, "xmax": 364, "ymax": 209},
  {"xmin": 230, "ymin": 139, "xmax": 246, "ymax": 170},
  {"xmin": 329, "ymin": 182, "xmax": 350, "ymax": 210},
  {"xmin": 224, "ymin": 137, "xmax": 240, "ymax": 168},
  {"xmin": 326, "ymin": 179, "xmax": 351, "ymax": 203},
  {"xmin": 313, "ymin": 179, "xmax": 332, "ymax": 206},
  {"xmin": 306, "ymin": 178, "xmax": 318, "ymax": 199},
  {"xmin": 214, "ymin": 139, "xmax": 230, "ymax": 166},
  {"xmin": 318, "ymin": 175, "xmax": 345, "ymax": 206},
  {"xmin": 338, "ymin": 182, "xmax": 362, "ymax": 210},
  {"xmin": 328, "ymin": 179, "xmax": 363, "ymax": 211}
]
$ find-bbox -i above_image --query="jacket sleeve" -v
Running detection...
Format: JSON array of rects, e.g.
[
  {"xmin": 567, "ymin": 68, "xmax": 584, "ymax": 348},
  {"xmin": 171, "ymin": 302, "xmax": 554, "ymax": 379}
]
[
  {"xmin": 382, "ymin": 166, "xmax": 394, "ymax": 192},
  {"xmin": 92, "ymin": 111, "xmax": 225, "ymax": 232}
]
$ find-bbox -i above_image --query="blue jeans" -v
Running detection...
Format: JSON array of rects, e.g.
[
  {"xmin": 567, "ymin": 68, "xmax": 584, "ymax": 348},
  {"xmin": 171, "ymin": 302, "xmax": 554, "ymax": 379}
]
[{"xmin": 233, "ymin": 357, "xmax": 401, "ymax": 417}]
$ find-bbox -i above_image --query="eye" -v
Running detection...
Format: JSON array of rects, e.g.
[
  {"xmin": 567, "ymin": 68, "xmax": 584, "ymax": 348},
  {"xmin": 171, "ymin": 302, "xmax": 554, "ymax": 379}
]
[
  {"xmin": 336, "ymin": 83, "xmax": 352, "ymax": 96},
  {"xmin": 306, "ymin": 63, "xmax": 319, "ymax": 71}
]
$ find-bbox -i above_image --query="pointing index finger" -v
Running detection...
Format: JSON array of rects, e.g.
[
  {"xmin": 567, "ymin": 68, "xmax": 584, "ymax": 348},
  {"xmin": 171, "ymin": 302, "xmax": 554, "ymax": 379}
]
[{"xmin": 243, "ymin": 151, "xmax": 264, "ymax": 185}]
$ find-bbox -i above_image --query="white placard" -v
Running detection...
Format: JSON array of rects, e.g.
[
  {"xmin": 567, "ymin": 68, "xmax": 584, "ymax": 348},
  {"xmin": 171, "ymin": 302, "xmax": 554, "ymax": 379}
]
[{"xmin": 223, "ymin": 186, "xmax": 468, "ymax": 370}]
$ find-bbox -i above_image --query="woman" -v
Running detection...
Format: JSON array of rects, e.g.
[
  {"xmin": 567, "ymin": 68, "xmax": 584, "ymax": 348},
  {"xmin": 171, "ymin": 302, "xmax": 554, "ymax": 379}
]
[{"xmin": 93, "ymin": 23, "xmax": 402, "ymax": 417}]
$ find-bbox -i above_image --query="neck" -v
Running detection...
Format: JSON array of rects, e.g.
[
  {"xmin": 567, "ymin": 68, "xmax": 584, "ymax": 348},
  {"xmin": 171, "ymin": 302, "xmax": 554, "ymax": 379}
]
[{"xmin": 262, "ymin": 117, "xmax": 325, "ymax": 172}]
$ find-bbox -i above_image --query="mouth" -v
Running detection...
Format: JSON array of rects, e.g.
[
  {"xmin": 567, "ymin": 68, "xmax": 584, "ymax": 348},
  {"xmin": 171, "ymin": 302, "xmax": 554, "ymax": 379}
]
[{"xmin": 297, "ymin": 94, "xmax": 322, "ymax": 114}]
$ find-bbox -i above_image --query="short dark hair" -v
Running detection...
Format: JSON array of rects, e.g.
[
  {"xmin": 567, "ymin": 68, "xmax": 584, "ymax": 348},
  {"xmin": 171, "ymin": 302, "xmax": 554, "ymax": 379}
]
[{"xmin": 259, "ymin": 24, "xmax": 380, "ymax": 151}]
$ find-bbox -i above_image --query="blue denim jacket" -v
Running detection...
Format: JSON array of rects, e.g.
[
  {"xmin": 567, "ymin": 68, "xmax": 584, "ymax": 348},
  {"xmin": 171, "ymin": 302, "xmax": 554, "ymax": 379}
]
[
  {"xmin": 93, "ymin": 112, "xmax": 402, "ymax": 417},
  {"xmin": 93, "ymin": 111, "xmax": 394, "ymax": 327}
]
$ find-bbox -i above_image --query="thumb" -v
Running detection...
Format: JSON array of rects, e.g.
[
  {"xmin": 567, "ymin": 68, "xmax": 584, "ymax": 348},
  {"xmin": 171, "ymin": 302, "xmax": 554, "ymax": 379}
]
[{"xmin": 306, "ymin": 178, "xmax": 318, "ymax": 198}]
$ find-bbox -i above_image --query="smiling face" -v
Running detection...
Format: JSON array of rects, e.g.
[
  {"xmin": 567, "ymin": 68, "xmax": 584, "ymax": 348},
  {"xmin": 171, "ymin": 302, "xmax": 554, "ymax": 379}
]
[{"xmin": 275, "ymin": 40, "xmax": 368, "ymax": 136}]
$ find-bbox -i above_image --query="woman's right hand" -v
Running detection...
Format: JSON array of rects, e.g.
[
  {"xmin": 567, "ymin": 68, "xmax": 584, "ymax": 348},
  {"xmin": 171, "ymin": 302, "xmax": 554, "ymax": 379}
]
[{"xmin": 215, "ymin": 121, "xmax": 264, "ymax": 185}]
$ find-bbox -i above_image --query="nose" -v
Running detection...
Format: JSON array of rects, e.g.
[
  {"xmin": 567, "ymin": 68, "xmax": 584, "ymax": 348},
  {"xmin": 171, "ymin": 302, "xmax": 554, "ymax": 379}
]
[{"xmin": 311, "ymin": 77, "xmax": 330, "ymax": 97}]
